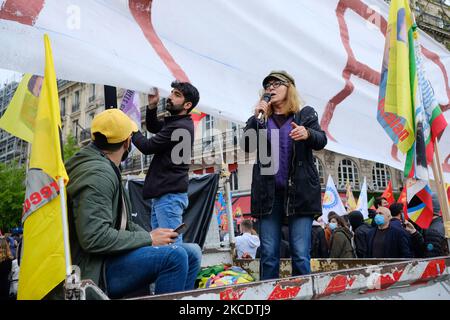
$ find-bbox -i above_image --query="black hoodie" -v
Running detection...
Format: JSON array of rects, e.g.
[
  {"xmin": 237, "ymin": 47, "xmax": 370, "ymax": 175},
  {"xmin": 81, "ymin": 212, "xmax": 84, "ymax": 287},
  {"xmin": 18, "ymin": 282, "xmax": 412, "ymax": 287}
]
[{"xmin": 132, "ymin": 108, "xmax": 194, "ymax": 199}]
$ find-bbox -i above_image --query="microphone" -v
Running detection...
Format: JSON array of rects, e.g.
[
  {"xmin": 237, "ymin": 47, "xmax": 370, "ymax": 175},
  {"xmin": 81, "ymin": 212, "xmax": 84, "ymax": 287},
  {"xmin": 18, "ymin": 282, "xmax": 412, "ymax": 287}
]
[{"xmin": 257, "ymin": 93, "xmax": 273, "ymax": 120}]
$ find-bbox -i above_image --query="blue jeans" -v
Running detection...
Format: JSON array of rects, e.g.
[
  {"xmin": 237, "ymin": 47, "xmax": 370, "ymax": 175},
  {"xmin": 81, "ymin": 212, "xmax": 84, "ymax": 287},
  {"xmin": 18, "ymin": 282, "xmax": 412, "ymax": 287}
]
[
  {"xmin": 150, "ymin": 192, "xmax": 201, "ymax": 291},
  {"xmin": 105, "ymin": 243, "xmax": 201, "ymax": 298},
  {"xmin": 151, "ymin": 193, "xmax": 188, "ymax": 244},
  {"xmin": 259, "ymin": 191, "xmax": 313, "ymax": 280}
]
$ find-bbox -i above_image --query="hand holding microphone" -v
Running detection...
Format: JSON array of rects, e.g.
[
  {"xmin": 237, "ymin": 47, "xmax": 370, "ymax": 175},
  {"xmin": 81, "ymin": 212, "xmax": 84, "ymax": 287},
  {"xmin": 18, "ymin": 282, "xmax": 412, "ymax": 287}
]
[{"xmin": 255, "ymin": 93, "xmax": 273, "ymax": 120}]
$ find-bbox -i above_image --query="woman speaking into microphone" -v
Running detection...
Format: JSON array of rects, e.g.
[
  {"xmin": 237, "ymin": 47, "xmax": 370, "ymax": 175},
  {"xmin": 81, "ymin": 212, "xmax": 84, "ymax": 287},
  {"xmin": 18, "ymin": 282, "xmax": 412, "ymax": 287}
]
[{"xmin": 240, "ymin": 70, "xmax": 327, "ymax": 280}]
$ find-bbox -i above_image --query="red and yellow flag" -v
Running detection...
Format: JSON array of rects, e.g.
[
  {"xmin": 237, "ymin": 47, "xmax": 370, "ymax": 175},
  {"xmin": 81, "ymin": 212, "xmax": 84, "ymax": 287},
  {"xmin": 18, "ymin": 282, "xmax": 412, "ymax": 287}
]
[
  {"xmin": 381, "ymin": 180, "xmax": 396, "ymax": 206},
  {"xmin": 191, "ymin": 109, "xmax": 207, "ymax": 129},
  {"xmin": 406, "ymin": 178, "xmax": 433, "ymax": 229},
  {"xmin": 345, "ymin": 179, "xmax": 357, "ymax": 212},
  {"xmin": 18, "ymin": 34, "xmax": 69, "ymax": 300}
]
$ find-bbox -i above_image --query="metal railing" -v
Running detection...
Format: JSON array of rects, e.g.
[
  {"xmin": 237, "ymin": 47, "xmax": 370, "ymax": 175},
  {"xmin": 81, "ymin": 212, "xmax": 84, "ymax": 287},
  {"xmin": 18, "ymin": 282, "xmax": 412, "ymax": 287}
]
[{"xmin": 192, "ymin": 129, "xmax": 241, "ymax": 160}]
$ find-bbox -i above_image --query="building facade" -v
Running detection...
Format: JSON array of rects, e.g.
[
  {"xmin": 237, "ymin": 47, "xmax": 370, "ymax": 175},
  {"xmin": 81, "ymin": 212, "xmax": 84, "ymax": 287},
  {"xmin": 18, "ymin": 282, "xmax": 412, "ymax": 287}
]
[{"xmin": 0, "ymin": 79, "xmax": 27, "ymax": 166}]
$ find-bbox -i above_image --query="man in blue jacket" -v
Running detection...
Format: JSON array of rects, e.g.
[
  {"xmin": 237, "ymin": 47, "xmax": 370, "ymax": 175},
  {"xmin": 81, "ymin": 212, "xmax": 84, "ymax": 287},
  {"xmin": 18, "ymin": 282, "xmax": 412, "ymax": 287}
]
[
  {"xmin": 367, "ymin": 206, "xmax": 413, "ymax": 258},
  {"xmin": 389, "ymin": 202, "xmax": 424, "ymax": 257}
]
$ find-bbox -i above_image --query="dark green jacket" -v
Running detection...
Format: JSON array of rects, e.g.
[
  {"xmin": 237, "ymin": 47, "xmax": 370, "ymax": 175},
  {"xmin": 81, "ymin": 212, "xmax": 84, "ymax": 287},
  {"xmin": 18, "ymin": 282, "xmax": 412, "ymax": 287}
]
[
  {"xmin": 65, "ymin": 143, "xmax": 151, "ymax": 290},
  {"xmin": 329, "ymin": 227, "xmax": 355, "ymax": 258}
]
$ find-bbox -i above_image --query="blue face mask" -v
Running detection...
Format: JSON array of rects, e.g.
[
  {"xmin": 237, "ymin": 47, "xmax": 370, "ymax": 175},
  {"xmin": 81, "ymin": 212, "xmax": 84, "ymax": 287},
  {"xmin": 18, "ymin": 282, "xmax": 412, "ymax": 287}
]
[
  {"xmin": 329, "ymin": 222, "xmax": 338, "ymax": 231},
  {"xmin": 374, "ymin": 214, "xmax": 385, "ymax": 226}
]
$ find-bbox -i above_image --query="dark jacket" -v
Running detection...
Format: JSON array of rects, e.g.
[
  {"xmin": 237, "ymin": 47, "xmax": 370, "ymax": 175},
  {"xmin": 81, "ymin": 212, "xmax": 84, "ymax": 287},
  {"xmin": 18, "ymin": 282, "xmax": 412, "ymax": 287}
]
[
  {"xmin": 242, "ymin": 106, "xmax": 327, "ymax": 217},
  {"xmin": 329, "ymin": 227, "xmax": 355, "ymax": 258},
  {"xmin": 423, "ymin": 217, "xmax": 449, "ymax": 257},
  {"xmin": 65, "ymin": 144, "xmax": 151, "ymax": 290},
  {"xmin": 390, "ymin": 218, "xmax": 425, "ymax": 258},
  {"xmin": 311, "ymin": 225, "xmax": 329, "ymax": 258},
  {"xmin": 367, "ymin": 225, "xmax": 413, "ymax": 258},
  {"xmin": 132, "ymin": 108, "xmax": 194, "ymax": 199},
  {"xmin": 354, "ymin": 223, "xmax": 372, "ymax": 258}
]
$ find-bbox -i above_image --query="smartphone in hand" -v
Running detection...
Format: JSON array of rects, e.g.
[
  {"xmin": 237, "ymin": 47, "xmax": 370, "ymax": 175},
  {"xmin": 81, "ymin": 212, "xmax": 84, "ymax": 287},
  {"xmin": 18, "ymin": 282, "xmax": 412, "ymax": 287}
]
[{"xmin": 173, "ymin": 223, "xmax": 187, "ymax": 234}]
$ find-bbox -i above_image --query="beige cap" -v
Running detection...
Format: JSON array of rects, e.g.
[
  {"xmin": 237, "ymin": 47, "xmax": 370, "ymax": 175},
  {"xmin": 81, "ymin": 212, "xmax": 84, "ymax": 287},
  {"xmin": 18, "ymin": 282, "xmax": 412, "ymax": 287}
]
[{"xmin": 263, "ymin": 70, "xmax": 296, "ymax": 87}]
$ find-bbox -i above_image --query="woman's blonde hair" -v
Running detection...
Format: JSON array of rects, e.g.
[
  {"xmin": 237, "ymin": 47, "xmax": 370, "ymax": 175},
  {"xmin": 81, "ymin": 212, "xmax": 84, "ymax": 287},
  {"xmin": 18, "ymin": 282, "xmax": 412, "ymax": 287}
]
[{"xmin": 260, "ymin": 83, "xmax": 304, "ymax": 118}]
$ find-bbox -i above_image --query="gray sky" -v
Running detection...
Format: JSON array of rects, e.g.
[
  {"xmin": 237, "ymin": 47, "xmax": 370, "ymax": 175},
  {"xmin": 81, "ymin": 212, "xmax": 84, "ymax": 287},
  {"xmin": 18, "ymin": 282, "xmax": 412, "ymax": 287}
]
[{"xmin": 0, "ymin": 68, "xmax": 22, "ymax": 87}]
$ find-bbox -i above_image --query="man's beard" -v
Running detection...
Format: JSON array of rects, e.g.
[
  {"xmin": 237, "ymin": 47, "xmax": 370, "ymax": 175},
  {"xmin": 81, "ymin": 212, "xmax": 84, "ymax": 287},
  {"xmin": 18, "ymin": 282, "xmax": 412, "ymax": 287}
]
[
  {"xmin": 166, "ymin": 98, "xmax": 184, "ymax": 115},
  {"xmin": 121, "ymin": 142, "xmax": 132, "ymax": 162}
]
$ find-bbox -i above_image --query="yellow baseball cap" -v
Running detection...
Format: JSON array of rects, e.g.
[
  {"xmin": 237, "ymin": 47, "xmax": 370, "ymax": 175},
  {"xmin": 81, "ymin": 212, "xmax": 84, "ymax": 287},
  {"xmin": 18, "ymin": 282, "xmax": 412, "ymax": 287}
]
[{"xmin": 91, "ymin": 109, "xmax": 138, "ymax": 144}]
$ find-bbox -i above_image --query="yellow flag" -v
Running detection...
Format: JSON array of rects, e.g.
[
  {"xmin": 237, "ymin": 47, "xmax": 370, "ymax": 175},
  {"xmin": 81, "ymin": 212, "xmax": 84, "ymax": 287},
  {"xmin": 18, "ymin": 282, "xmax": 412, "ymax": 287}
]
[
  {"xmin": 18, "ymin": 34, "xmax": 69, "ymax": 300},
  {"xmin": 377, "ymin": 0, "xmax": 415, "ymax": 155},
  {"xmin": 346, "ymin": 179, "xmax": 357, "ymax": 212},
  {"xmin": 0, "ymin": 73, "xmax": 43, "ymax": 143}
]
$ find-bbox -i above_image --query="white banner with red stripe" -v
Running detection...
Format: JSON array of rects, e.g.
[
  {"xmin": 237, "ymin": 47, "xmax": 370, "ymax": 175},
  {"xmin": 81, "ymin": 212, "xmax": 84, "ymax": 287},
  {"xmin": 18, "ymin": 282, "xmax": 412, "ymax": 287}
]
[{"xmin": 1, "ymin": 0, "xmax": 449, "ymax": 180}]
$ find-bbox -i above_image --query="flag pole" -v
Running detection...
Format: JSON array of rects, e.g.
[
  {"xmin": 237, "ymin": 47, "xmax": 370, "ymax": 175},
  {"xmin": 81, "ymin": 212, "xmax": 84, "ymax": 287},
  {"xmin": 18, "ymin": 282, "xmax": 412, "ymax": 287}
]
[
  {"xmin": 430, "ymin": 137, "xmax": 450, "ymax": 244},
  {"xmin": 216, "ymin": 129, "xmax": 235, "ymax": 251},
  {"xmin": 58, "ymin": 177, "xmax": 72, "ymax": 278}
]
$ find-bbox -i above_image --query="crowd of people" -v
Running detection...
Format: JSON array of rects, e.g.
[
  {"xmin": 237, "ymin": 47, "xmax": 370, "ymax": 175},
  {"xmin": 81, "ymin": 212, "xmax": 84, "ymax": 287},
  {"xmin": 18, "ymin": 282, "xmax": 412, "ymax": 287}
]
[
  {"xmin": 234, "ymin": 194, "xmax": 448, "ymax": 267},
  {"xmin": 308, "ymin": 195, "xmax": 449, "ymax": 260}
]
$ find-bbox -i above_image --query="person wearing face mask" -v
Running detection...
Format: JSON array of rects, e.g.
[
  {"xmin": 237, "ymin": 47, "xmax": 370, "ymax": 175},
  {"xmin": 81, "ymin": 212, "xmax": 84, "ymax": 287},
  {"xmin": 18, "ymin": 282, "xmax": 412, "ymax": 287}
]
[
  {"xmin": 60, "ymin": 109, "xmax": 200, "ymax": 299},
  {"xmin": 366, "ymin": 207, "xmax": 412, "ymax": 258},
  {"xmin": 328, "ymin": 215, "xmax": 355, "ymax": 258}
]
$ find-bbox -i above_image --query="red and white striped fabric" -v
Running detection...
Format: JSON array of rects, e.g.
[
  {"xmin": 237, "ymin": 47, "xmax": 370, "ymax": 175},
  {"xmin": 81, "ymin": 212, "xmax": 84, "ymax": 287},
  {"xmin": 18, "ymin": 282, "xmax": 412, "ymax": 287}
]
[{"xmin": 314, "ymin": 259, "xmax": 447, "ymax": 298}]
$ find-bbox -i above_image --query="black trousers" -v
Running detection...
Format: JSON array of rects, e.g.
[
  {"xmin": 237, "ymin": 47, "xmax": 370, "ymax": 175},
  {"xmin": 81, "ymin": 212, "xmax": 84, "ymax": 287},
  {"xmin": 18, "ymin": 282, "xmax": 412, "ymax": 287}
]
[{"xmin": 0, "ymin": 259, "xmax": 12, "ymax": 299}]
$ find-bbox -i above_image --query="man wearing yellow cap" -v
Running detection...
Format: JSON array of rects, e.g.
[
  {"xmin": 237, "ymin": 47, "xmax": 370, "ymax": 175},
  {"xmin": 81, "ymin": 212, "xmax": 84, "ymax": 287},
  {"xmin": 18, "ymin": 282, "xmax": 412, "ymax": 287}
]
[{"xmin": 64, "ymin": 109, "xmax": 199, "ymax": 298}]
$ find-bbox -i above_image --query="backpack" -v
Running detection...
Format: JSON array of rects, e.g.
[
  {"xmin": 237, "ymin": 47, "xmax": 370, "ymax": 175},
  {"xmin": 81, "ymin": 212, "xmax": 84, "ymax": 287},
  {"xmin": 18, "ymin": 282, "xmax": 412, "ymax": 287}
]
[{"xmin": 423, "ymin": 228, "xmax": 449, "ymax": 257}]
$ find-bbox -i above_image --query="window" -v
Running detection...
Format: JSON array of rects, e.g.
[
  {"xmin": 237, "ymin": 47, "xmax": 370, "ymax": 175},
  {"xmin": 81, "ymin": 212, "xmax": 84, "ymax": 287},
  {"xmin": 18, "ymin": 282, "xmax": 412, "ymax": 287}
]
[
  {"xmin": 89, "ymin": 84, "xmax": 96, "ymax": 102},
  {"xmin": 204, "ymin": 115, "xmax": 215, "ymax": 135},
  {"xmin": 372, "ymin": 162, "xmax": 391, "ymax": 191},
  {"xmin": 72, "ymin": 91, "xmax": 80, "ymax": 112},
  {"xmin": 230, "ymin": 122, "xmax": 243, "ymax": 147},
  {"xmin": 338, "ymin": 159, "xmax": 359, "ymax": 189},
  {"xmin": 229, "ymin": 168, "xmax": 239, "ymax": 191},
  {"xmin": 313, "ymin": 156, "xmax": 325, "ymax": 186},
  {"xmin": 73, "ymin": 120, "xmax": 79, "ymax": 141},
  {"xmin": 86, "ymin": 112, "xmax": 95, "ymax": 128},
  {"xmin": 60, "ymin": 97, "xmax": 66, "ymax": 117},
  {"xmin": 203, "ymin": 115, "xmax": 215, "ymax": 149}
]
